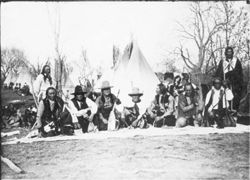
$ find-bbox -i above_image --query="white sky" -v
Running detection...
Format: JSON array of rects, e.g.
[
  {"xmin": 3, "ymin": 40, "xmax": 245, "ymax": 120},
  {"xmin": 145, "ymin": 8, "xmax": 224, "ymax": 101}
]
[{"xmin": 1, "ymin": 1, "xmax": 248, "ymax": 72}]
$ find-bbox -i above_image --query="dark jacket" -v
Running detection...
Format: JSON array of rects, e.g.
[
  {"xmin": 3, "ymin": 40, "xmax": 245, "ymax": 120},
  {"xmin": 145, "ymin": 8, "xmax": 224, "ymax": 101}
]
[
  {"xmin": 71, "ymin": 98, "xmax": 90, "ymax": 122},
  {"xmin": 155, "ymin": 93, "xmax": 170, "ymax": 108},
  {"xmin": 96, "ymin": 93, "xmax": 120, "ymax": 119},
  {"xmin": 178, "ymin": 93, "xmax": 198, "ymax": 119},
  {"xmin": 215, "ymin": 58, "xmax": 243, "ymax": 110},
  {"xmin": 41, "ymin": 98, "xmax": 60, "ymax": 123}
]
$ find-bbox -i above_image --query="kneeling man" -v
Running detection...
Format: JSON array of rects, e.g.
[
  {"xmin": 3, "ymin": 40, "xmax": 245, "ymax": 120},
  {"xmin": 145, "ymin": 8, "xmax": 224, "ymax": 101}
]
[
  {"xmin": 204, "ymin": 77, "xmax": 234, "ymax": 128},
  {"xmin": 149, "ymin": 83, "xmax": 176, "ymax": 127},
  {"xmin": 34, "ymin": 87, "xmax": 63, "ymax": 137},
  {"xmin": 176, "ymin": 83, "xmax": 203, "ymax": 127},
  {"xmin": 121, "ymin": 87, "xmax": 148, "ymax": 129},
  {"xmin": 68, "ymin": 85, "xmax": 97, "ymax": 133}
]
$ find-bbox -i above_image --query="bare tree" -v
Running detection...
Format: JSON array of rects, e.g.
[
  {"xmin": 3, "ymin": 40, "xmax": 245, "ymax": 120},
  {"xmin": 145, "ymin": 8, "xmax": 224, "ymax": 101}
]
[
  {"xmin": 176, "ymin": 2, "xmax": 227, "ymax": 73},
  {"xmin": 81, "ymin": 48, "xmax": 91, "ymax": 75},
  {"xmin": 1, "ymin": 48, "xmax": 28, "ymax": 83},
  {"xmin": 175, "ymin": 2, "xmax": 249, "ymax": 74},
  {"xmin": 47, "ymin": 2, "xmax": 65, "ymax": 97},
  {"xmin": 160, "ymin": 57, "xmax": 178, "ymax": 72},
  {"xmin": 220, "ymin": 2, "xmax": 249, "ymax": 64},
  {"xmin": 25, "ymin": 57, "xmax": 52, "ymax": 79},
  {"xmin": 69, "ymin": 48, "xmax": 95, "ymax": 86},
  {"xmin": 206, "ymin": 2, "xmax": 250, "ymax": 72}
]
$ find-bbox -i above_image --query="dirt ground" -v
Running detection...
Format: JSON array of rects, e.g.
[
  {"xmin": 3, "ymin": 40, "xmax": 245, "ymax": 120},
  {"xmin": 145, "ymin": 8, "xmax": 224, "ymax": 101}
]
[{"xmin": 1, "ymin": 132, "xmax": 249, "ymax": 180}]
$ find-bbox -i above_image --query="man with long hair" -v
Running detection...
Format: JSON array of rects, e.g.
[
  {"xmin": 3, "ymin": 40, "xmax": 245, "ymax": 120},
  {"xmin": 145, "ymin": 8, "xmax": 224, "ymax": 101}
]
[
  {"xmin": 168, "ymin": 75, "xmax": 184, "ymax": 97},
  {"xmin": 34, "ymin": 65, "xmax": 53, "ymax": 102},
  {"xmin": 95, "ymin": 81, "xmax": 121, "ymax": 131},
  {"xmin": 148, "ymin": 83, "xmax": 176, "ymax": 127},
  {"xmin": 215, "ymin": 47, "xmax": 243, "ymax": 110},
  {"xmin": 34, "ymin": 87, "xmax": 63, "ymax": 137}
]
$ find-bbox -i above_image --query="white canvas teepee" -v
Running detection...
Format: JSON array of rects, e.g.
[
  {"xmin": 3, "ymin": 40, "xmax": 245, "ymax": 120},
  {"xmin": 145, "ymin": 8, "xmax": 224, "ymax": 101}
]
[
  {"xmin": 4, "ymin": 71, "xmax": 18, "ymax": 86},
  {"xmin": 4, "ymin": 67, "xmax": 34, "ymax": 88},
  {"xmin": 60, "ymin": 72, "xmax": 75, "ymax": 101},
  {"xmin": 95, "ymin": 40, "xmax": 160, "ymax": 109},
  {"xmin": 94, "ymin": 41, "xmax": 133, "ymax": 91},
  {"xmin": 113, "ymin": 40, "xmax": 160, "ymax": 108},
  {"xmin": 16, "ymin": 69, "xmax": 34, "ymax": 88}
]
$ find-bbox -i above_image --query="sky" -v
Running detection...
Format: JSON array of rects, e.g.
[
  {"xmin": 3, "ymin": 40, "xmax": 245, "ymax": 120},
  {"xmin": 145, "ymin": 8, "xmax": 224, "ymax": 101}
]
[{"xmin": 1, "ymin": 1, "xmax": 248, "ymax": 73}]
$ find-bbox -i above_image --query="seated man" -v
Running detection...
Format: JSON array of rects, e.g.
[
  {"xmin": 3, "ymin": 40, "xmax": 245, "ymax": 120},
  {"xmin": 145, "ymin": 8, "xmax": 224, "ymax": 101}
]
[
  {"xmin": 121, "ymin": 87, "xmax": 148, "ymax": 129},
  {"xmin": 95, "ymin": 81, "xmax": 121, "ymax": 131},
  {"xmin": 34, "ymin": 87, "xmax": 63, "ymax": 137},
  {"xmin": 149, "ymin": 83, "xmax": 175, "ymax": 127},
  {"xmin": 176, "ymin": 83, "xmax": 203, "ymax": 128},
  {"xmin": 168, "ymin": 75, "xmax": 185, "ymax": 119},
  {"xmin": 68, "ymin": 85, "xmax": 97, "ymax": 133},
  {"xmin": 204, "ymin": 77, "xmax": 234, "ymax": 128}
]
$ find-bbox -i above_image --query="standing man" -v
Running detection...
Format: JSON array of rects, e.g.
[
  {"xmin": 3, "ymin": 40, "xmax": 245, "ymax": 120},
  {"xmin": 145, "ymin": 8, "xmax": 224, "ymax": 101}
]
[
  {"xmin": 176, "ymin": 83, "xmax": 203, "ymax": 127},
  {"xmin": 215, "ymin": 47, "xmax": 243, "ymax": 110},
  {"xmin": 34, "ymin": 65, "xmax": 53, "ymax": 102},
  {"xmin": 34, "ymin": 87, "xmax": 63, "ymax": 137},
  {"xmin": 68, "ymin": 85, "xmax": 97, "ymax": 133}
]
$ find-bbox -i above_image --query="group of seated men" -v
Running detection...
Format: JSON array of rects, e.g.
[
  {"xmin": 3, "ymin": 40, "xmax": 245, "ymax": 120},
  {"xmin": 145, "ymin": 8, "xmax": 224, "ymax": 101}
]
[
  {"xmin": 33, "ymin": 76, "xmax": 235, "ymax": 137},
  {"xmin": 3, "ymin": 82, "xmax": 31, "ymax": 96}
]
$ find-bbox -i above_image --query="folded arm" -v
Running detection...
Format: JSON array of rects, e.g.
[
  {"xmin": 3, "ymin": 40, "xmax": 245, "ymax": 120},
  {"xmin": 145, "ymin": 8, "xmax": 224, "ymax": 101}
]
[
  {"xmin": 68, "ymin": 101, "xmax": 90, "ymax": 117},
  {"xmin": 179, "ymin": 95, "xmax": 194, "ymax": 112}
]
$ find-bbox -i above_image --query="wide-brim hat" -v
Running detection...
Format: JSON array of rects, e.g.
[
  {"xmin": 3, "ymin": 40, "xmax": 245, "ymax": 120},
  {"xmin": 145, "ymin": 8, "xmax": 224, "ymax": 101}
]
[
  {"xmin": 71, "ymin": 85, "xmax": 88, "ymax": 95},
  {"xmin": 128, "ymin": 87, "xmax": 143, "ymax": 96},
  {"xmin": 99, "ymin": 81, "xmax": 113, "ymax": 89}
]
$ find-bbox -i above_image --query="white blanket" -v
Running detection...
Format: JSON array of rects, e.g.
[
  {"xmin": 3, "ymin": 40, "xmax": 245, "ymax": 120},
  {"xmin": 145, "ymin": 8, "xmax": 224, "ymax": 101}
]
[{"xmin": 2, "ymin": 124, "xmax": 249, "ymax": 145}]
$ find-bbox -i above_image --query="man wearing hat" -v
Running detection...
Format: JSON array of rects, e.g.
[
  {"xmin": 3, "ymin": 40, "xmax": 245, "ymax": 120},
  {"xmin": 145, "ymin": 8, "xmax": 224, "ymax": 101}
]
[
  {"xmin": 95, "ymin": 81, "xmax": 121, "ymax": 131},
  {"xmin": 68, "ymin": 85, "xmax": 97, "ymax": 133},
  {"xmin": 121, "ymin": 87, "xmax": 148, "ymax": 128}
]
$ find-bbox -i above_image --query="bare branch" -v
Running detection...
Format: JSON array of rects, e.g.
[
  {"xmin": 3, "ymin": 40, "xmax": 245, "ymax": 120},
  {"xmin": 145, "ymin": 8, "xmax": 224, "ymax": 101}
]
[
  {"xmin": 177, "ymin": 45, "xmax": 195, "ymax": 70},
  {"xmin": 176, "ymin": 21, "xmax": 197, "ymax": 40}
]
